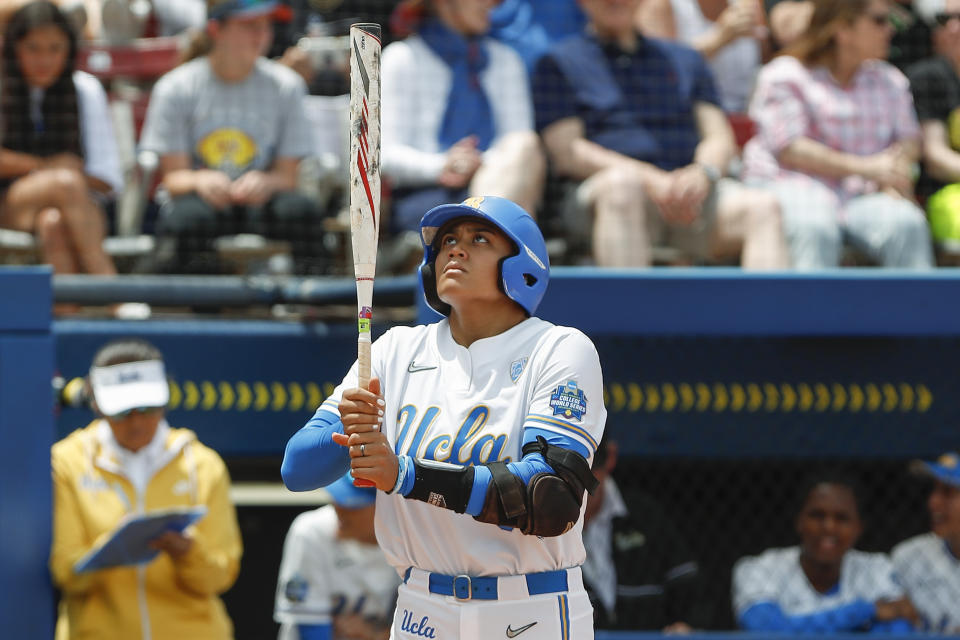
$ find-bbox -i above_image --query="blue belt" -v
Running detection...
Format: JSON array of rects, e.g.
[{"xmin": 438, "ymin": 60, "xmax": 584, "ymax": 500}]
[{"xmin": 404, "ymin": 567, "xmax": 569, "ymax": 601}]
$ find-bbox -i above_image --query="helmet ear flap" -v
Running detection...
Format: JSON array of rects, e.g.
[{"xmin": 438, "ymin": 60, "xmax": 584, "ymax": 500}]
[{"xmin": 419, "ymin": 259, "xmax": 452, "ymax": 316}]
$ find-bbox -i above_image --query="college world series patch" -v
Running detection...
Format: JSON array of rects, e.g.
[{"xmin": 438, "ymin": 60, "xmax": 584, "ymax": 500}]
[
  {"xmin": 284, "ymin": 574, "xmax": 309, "ymax": 603},
  {"xmin": 550, "ymin": 380, "xmax": 587, "ymax": 421}
]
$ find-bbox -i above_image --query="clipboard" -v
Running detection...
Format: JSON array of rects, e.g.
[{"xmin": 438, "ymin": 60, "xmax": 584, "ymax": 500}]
[{"xmin": 74, "ymin": 506, "xmax": 207, "ymax": 573}]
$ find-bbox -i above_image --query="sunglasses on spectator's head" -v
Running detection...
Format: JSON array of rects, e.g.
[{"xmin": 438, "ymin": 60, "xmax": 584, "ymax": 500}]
[
  {"xmin": 935, "ymin": 12, "xmax": 960, "ymax": 26},
  {"xmin": 106, "ymin": 406, "xmax": 164, "ymax": 420}
]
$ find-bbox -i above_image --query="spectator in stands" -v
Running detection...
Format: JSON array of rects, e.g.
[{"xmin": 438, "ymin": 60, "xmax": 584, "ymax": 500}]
[
  {"xmin": 583, "ymin": 438, "xmax": 712, "ymax": 632},
  {"xmin": 766, "ymin": 0, "xmax": 931, "ymax": 69},
  {"xmin": 732, "ymin": 470, "xmax": 917, "ymax": 632},
  {"xmin": 140, "ymin": 0, "xmax": 332, "ymax": 275},
  {"xmin": 381, "ymin": 0, "xmax": 544, "ymax": 237},
  {"xmin": 533, "ymin": 0, "xmax": 789, "ymax": 268},
  {"xmin": 742, "ymin": 0, "xmax": 934, "ymax": 269},
  {"xmin": 50, "ymin": 338, "xmax": 243, "ymax": 639},
  {"xmin": 0, "ymin": 1, "xmax": 121, "ymax": 277},
  {"xmin": 891, "ymin": 452, "xmax": 960, "ymax": 634},
  {"xmin": 908, "ymin": 0, "xmax": 960, "ymax": 246},
  {"xmin": 391, "ymin": 0, "xmax": 587, "ymax": 71},
  {"xmin": 635, "ymin": 0, "xmax": 766, "ymax": 112},
  {"xmin": 274, "ymin": 471, "xmax": 400, "ymax": 640}
]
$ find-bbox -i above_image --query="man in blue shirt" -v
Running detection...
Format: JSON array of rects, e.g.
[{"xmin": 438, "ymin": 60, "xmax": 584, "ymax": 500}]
[{"xmin": 532, "ymin": 0, "xmax": 789, "ymax": 269}]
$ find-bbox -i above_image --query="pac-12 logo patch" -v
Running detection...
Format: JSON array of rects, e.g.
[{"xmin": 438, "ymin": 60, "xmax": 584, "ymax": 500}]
[
  {"xmin": 550, "ymin": 380, "xmax": 587, "ymax": 421},
  {"xmin": 510, "ymin": 357, "xmax": 528, "ymax": 383}
]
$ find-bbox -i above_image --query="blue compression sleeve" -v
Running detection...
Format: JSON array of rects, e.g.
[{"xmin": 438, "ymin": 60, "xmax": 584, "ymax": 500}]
[
  {"xmin": 281, "ymin": 409, "xmax": 350, "ymax": 491},
  {"xmin": 461, "ymin": 428, "xmax": 588, "ymax": 517},
  {"xmin": 297, "ymin": 624, "xmax": 332, "ymax": 640},
  {"xmin": 739, "ymin": 600, "xmax": 876, "ymax": 632}
]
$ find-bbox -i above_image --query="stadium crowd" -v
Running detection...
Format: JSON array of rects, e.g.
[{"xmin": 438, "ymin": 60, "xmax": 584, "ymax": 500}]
[{"xmin": 2, "ymin": 0, "xmax": 960, "ymax": 294}]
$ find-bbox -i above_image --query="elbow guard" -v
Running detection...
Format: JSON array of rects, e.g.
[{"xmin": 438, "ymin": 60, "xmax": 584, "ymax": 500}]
[{"xmin": 474, "ymin": 436, "xmax": 599, "ymax": 537}]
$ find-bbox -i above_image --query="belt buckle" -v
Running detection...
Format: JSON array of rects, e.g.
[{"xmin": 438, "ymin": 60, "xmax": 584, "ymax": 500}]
[{"xmin": 453, "ymin": 574, "xmax": 472, "ymax": 601}]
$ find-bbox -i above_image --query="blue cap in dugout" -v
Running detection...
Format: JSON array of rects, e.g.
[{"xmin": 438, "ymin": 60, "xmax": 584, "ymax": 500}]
[
  {"xmin": 207, "ymin": 0, "xmax": 284, "ymax": 21},
  {"xmin": 326, "ymin": 471, "xmax": 377, "ymax": 509},
  {"xmin": 912, "ymin": 451, "xmax": 960, "ymax": 489},
  {"xmin": 418, "ymin": 196, "xmax": 550, "ymax": 317}
]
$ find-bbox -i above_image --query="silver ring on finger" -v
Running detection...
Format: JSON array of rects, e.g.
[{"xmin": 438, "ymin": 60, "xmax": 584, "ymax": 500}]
[{"xmin": 360, "ymin": 443, "xmax": 366, "ymax": 456}]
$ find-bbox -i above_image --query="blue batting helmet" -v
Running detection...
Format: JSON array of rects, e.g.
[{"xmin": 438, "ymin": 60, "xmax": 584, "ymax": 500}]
[
  {"xmin": 419, "ymin": 196, "xmax": 549, "ymax": 316},
  {"xmin": 326, "ymin": 471, "xmax": 377, "ymax": 509}
]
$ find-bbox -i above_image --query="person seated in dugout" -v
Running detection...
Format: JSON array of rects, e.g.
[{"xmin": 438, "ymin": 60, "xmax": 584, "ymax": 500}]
[
  {"xmin": 891, "ymin": 452, "xmax": 960, "ymax": 634},
  {"xmin": 582, "ymin": 438, "xmax": 712, "ymax": 632},
  {"xmin": 275, "ymin": 471, "xmax": 400, "ymax": 640},
  {"xmin": 732, "ymin": 469, "xmax": 918, "ymax": 633}
]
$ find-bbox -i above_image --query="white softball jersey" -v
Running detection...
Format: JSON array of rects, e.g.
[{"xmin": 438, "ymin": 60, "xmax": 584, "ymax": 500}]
[
  {"xmin": 320, "ymin": 317, "xmax": 607, "ymax": 578},
  {"xmin": 891, "ymin": 533, "xmax": 960, "ymax": 633},
  {"xmin": 274, "ymin": 506, "xmax": 401, "ymax": 639},
  {"xmin": 732, "ymin": 546, "xmax": 905, "ymax": 617}
]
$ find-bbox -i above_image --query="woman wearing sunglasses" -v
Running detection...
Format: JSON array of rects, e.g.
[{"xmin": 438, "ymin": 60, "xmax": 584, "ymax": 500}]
[
  {"xmin": 49, "ymin": 338, "xmax": 243, "ymax": 640},
  {"xmin": 741, "ymin": 0, "xmax": 934, "ymax": 269}
]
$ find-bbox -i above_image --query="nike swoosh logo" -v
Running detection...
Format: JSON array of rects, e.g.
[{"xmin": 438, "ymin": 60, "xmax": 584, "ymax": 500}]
[
  {"xmin": 407, "ymin": 361, "xmax": 437, "ymax": 373},
  {"xmin": 506, "ymin": 622, "xmax": 538, "ymax": 638}
]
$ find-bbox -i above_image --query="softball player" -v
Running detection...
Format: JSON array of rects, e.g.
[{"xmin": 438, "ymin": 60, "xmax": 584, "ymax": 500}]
[
  {"xmin": 891, "ymin": 452, "xmax": 960, "ymax": 634},
  {"xmin": 283, "ymin": 196, "xmax": 606, "ymax": 639},
  {"xmin": 275, "ymin": 472, "xmax": 400, "ymax": 640},
  {"xmin": 732, "ymin": 472, "xmax": 916, "ymax": 632}
]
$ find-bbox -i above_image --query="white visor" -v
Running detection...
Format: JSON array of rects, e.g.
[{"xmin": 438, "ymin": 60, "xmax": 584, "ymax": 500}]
[{"xmin": 90, "ymin": 360, "xmax": 170, "ymax": 417}]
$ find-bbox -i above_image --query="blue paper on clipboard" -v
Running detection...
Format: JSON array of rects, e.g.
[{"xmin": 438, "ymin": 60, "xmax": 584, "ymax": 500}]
[{"xmin": 74, "ymin": 506, "xmax": 207, "ymax": 573}]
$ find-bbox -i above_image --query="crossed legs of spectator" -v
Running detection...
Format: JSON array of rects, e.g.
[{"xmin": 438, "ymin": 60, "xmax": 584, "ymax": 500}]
[
  {"xmin": 581, "ymin": 166, "xmax": 789, "ymax": 268},
  {"xmin": 0, "ymin": 166, "xmax": 116, "ymax": 275},
  {"xmin": 767, "ymin": 179, "xmax": 934, "ymax": 269}
]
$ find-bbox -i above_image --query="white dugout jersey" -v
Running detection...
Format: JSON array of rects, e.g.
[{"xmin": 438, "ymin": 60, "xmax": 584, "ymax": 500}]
[
  {"xmin": 892, "ymin": 533, "xmax": 960, "ymax": 633},
  {"xmin": 733, "ymin": 546, "xmax": 904, "ymax": 617},
  {"xmin": 274, "ymin": 506, "xmax": 400, "ymax": 639},
  {"xmin": 320, "ymin": 317, "xmax": 606, "ymax": 578}
]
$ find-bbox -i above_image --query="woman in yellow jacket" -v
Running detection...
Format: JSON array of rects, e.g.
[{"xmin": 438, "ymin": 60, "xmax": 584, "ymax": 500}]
[{"xmin": 50, "ymin": 338, "xmax": 243, "ymax": 639}]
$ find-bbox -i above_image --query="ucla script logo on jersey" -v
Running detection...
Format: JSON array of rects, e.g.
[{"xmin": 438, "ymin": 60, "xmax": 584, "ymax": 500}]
[
  {"xmin": 395, "ymin": 405, "xmax": 510, "ymax": 465},
  {"xmin": 550, "ymin": 380, "xmax": 587, "ymax": 421}
]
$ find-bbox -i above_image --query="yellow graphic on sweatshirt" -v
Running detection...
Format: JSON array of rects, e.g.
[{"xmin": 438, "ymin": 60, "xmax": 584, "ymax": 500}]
[{"xmin": 197, "ymin": 128, "xmax": 257, "ymax": 172}]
